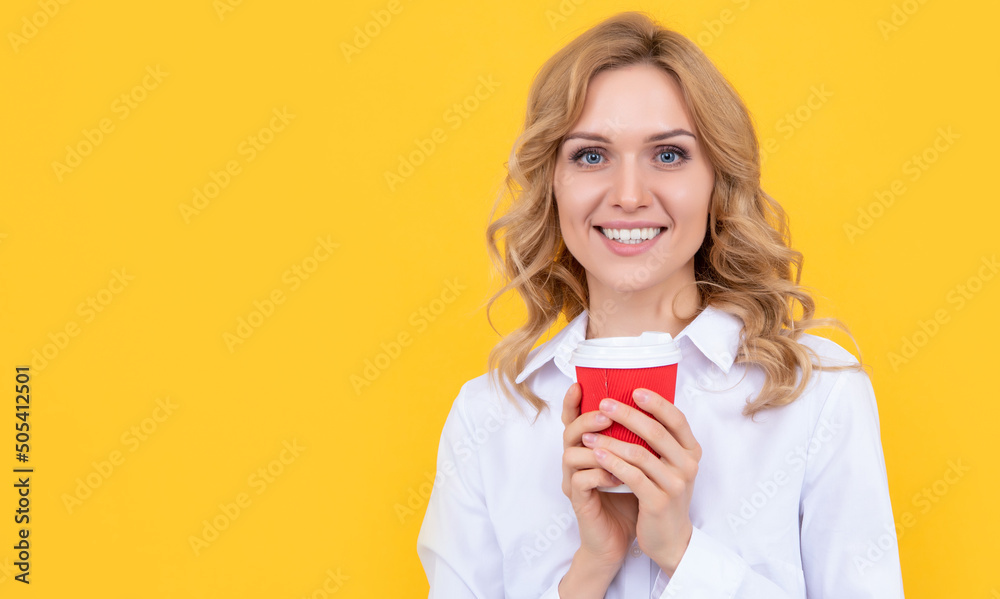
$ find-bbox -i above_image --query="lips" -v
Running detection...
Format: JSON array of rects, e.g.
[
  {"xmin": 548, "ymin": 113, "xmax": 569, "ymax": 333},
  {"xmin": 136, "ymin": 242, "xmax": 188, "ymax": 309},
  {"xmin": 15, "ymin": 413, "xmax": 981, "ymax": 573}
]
[
  {"xmin": 596, "ymin": 226, "xmax": 663, "ymax": 244},
  {"xmin": 594, "ymin": 225, "xmax": 665, "ymax": 257}
]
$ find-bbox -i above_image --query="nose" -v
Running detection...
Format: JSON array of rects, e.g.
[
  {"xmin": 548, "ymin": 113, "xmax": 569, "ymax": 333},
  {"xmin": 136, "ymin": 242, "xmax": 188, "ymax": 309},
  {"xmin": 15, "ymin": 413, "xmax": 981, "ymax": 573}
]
[{"xmin": 612, "ymin": 158, "xmax": 649, "ymax": 211}]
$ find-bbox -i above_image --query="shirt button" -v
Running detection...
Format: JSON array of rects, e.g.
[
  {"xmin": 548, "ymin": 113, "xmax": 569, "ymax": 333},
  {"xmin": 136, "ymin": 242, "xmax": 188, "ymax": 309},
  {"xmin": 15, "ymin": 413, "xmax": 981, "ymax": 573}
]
[{"xmin": 630, "ymin": 545, "xmax": 642, "ymax": 558}]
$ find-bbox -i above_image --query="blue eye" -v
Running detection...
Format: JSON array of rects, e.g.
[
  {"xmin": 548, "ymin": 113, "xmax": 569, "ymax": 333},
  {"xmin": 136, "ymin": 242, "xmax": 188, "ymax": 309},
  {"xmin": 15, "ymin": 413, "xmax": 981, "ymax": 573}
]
[
  {"xmin": 567, "ymin": 145, "xmax": 690, "ymax": 168},
  {"xmin": 569, "ymin": 148, "xmax": 605, "ymax": 166},
  {"xmin": 655, "ymin": 146, "xmax": 691, "ymax": 165}
]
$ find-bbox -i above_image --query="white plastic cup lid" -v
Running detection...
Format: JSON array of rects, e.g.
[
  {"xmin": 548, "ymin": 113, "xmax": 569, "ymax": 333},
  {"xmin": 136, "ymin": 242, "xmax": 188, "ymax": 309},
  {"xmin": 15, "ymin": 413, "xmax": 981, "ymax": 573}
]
[{"xmin": 569, "ymin": 331, "xmax": 681, "ymax": 369}]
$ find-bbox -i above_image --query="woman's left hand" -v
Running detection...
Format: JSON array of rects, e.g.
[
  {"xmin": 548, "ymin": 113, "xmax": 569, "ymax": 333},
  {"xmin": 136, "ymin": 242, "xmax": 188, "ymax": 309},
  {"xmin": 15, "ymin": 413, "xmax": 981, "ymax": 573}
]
[{"xmin": 580, "ymin": 387, "xmax": 702, "ymax": 577}]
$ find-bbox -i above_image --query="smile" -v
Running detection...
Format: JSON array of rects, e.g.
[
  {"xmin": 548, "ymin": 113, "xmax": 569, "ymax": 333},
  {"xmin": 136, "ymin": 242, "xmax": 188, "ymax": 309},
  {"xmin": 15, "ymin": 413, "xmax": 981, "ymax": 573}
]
[{"xmin": 597, "ymin": 227, "xmax": 663, "ymax": 244}]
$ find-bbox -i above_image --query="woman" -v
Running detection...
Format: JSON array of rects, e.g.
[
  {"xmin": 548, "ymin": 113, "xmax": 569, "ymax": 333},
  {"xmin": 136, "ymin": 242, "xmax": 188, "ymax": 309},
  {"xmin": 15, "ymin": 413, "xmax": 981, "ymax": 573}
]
[{"xmin": 417, "ymin": 11, "xmax": 904, "ymax": 598}]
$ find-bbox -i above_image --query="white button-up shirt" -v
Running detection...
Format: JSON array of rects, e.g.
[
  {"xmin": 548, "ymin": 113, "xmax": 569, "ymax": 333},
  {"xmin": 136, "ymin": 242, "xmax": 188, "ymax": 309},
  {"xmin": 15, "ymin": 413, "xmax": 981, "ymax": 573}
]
[{"xmin": 417, "ymin": 304, "xmax": 905, "ymax": 597}]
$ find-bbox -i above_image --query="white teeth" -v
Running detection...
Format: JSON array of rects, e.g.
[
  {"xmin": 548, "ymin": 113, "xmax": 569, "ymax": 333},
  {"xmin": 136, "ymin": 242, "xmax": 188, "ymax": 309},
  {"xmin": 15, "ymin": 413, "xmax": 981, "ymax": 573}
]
[{"xmin": 600, "ymin": 227, "xmax": 662, "ymax": 244}]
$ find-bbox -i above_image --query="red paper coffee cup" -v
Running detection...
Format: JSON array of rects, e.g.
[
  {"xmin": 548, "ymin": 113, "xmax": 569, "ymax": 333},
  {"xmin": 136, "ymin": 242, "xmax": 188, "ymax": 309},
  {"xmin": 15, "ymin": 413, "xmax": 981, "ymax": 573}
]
[{"xmin": 569, "ymin": 331, "xmax": 681, "ymax": 493}]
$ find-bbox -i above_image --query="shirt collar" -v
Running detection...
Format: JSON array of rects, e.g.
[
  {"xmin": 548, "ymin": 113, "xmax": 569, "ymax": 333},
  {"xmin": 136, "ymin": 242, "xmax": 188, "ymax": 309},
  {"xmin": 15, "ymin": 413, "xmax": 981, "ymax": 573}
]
[{"xmin": 514, "ymin": 304, "xmax": 744, "ymax": 384}]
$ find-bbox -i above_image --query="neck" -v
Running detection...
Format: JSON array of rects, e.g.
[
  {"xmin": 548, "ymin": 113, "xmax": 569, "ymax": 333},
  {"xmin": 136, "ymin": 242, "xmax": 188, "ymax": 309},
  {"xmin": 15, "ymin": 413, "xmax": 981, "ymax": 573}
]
[{"xmin": 584, "ymin": 265, "xmax": 702, "ymax": 340}]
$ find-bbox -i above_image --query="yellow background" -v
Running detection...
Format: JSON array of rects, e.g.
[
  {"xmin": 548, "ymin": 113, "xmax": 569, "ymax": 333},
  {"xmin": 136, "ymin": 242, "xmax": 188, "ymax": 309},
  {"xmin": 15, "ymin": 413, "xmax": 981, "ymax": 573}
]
[{"xmin": 1, "ymin": 0, "xmax": 996, "ymax": 596}]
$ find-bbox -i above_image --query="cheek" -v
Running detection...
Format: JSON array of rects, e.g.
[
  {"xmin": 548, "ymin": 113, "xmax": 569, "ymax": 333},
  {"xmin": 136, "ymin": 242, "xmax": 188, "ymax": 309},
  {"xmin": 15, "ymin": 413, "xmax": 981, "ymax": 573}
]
[
  {"xmin": 553, "ymin": 162, "xmax": 571, "ymax": 190},
  {"xmin": 552, "ymin": 193, "xmax": 577, "ymax": 249},
  {"xmin": 553, "ymin": 172, "xmax": 581, "ymax": 207},
  {"xmin": 553, "ymin": 177, "xmax": 592, "ymax": 225},
  {"xmin": 659, "ymin": 175, "xmax": 713, "ymax": 221}
]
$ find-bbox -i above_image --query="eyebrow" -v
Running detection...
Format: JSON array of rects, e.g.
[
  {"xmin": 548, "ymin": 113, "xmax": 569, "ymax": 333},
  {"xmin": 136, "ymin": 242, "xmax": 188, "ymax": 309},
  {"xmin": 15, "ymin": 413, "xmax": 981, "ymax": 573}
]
[{"xmin": 561, "ymin": 128, "xmax": 696, "ymax": 145}]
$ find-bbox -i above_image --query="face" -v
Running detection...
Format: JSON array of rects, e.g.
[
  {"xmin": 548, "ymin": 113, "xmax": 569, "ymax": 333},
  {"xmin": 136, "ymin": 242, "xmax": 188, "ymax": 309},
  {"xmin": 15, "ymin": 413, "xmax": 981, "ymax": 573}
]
[{"xmin": 552, "ymin": 63, "xmax": 715, "ymax": 302}]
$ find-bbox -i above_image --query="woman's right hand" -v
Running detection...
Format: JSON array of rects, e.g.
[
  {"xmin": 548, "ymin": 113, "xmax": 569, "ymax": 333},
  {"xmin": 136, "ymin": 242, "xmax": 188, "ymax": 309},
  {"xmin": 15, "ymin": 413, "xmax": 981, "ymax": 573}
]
[{"xmin": 560, "ymin": 382, "xmax": 640, "ymax": 575}]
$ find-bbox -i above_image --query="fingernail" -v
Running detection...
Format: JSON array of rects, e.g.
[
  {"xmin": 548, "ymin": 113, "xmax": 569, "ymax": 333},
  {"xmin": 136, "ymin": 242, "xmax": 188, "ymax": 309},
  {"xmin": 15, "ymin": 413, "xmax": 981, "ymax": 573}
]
[
  {"xmin": 582, "ymin": 433, "xmax": 596, "ymax": 444},
  {"xmin": 595, "ymin": 413, "xmax": 610, "ymax": 424},
  {"xmin": 600, "ymin": 399, "xmax": 615, "ymax": 412},
  {"xmin": 633, "ymin": 389, "xmax": 648, "ymax": 402}
]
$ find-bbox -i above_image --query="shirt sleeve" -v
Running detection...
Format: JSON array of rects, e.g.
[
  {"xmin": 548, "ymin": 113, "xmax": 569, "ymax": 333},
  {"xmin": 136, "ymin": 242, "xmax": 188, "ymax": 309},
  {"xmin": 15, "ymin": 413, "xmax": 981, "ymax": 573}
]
[
  {"xmin": 649, "ymin": 369, "xmax": 905, "ymax": 598},
  {"xmin": 416, "ymin": 386, "xmax": 569, "ymax": 598},
  {"xmin": 417, "ymin": 386, "xmax": 507, "ymax": 597},
  {"xmin": 649, "ymin": 525, "xmax": 796, "ymax": 598},
  {"xmin": 797, "ymin": 368, "xmax": 905, "ymax": 597}
]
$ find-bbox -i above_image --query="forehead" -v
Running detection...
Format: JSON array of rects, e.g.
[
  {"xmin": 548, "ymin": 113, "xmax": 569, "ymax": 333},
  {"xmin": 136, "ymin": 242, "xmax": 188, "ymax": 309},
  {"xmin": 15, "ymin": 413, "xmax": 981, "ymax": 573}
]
[{"xmin": 571, "ymin": 64, "xmax": 696, "ymax": 137}]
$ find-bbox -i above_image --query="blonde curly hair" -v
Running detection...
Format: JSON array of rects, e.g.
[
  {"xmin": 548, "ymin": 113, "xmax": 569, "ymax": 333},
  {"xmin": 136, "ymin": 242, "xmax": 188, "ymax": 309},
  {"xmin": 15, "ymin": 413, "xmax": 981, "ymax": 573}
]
[{"xmin": 483, "ymin": 11, "xmax": 866, "ymax": 423}]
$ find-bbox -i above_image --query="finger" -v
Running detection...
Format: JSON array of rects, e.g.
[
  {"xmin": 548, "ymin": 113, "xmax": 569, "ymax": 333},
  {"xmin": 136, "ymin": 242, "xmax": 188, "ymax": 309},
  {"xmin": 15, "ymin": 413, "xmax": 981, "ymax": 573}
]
[
  {"xmin": 592, "ymin": 447, "xmax": 656, "ymax": 499},
  {"xmin": 570, "ymin": 467, "xmax": 623, "ymax": 498},
  {"xmin": 582, "ymin": 432, "xmax": 679, "ymax": 495},
  {"xmin": 562, "ymin": 446, "xmax": 602, "ymax": 472},
  {"xmin": 633, "ymin": 388, "xmax": 702, "ymax": 459},
  {"xmin": 563, "ymin": 447, "xmax": 618, "ymax": 498},
  {"xmin": 561, "ymin": 382, "xmax": 582, "ymax": 427},
  {"xmin": 598, "ymin": 395, "xmax": 695, "ymax": 469},
  {"xmin": 597, "ymin": 397, "xmax": 674, "ymax": 456},
  {"xmin": 563, "ymin": 409, "xmax": 613, "ymax": 449}
]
